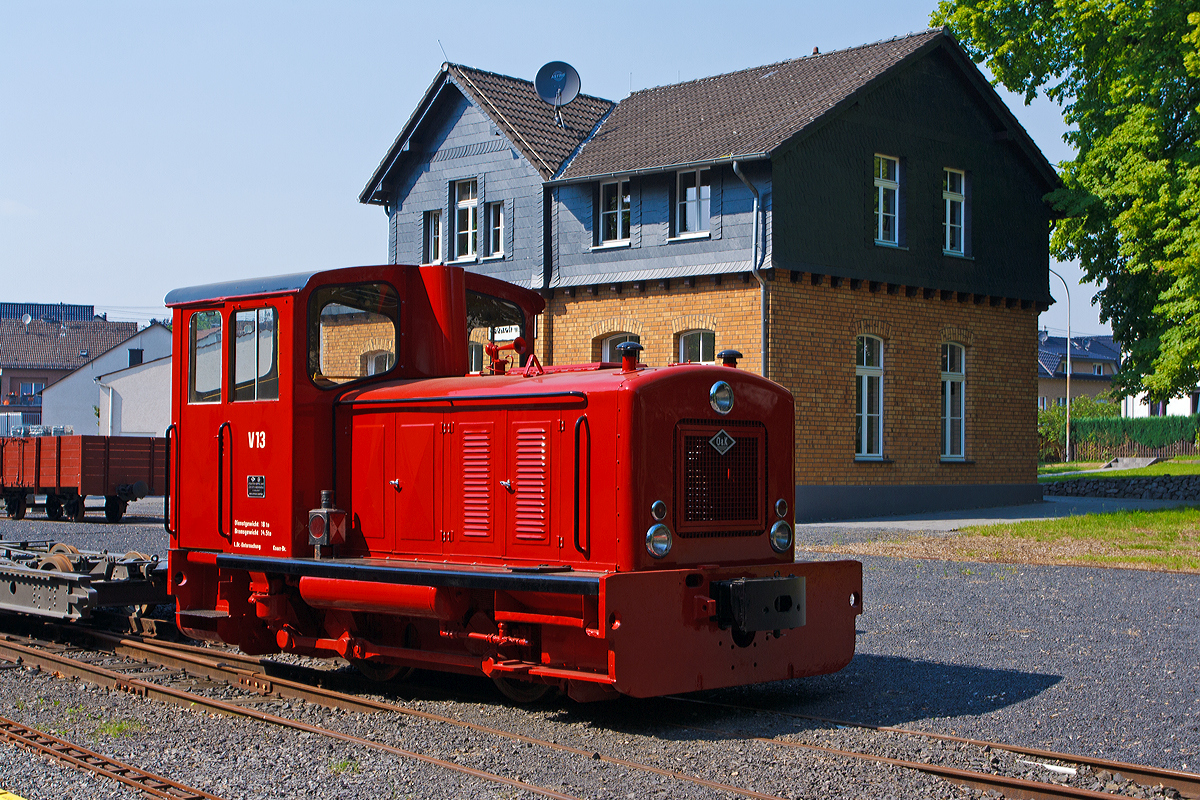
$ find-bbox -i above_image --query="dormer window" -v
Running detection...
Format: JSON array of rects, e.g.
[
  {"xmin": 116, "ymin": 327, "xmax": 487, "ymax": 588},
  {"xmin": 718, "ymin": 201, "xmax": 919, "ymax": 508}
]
[
  {"xmin": 676, "ymin": 169, "xmax": 711, "ymax": 235},
  {"xmin": 601, "ymin": 180, "xmax": 630, "ymax": 243}
]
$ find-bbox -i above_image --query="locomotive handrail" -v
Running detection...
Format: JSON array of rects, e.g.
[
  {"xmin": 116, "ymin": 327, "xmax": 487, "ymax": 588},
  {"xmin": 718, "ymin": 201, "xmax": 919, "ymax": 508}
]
[
  {"xmin": 573, "ymin": 414, "xmax": 590, "ymax": 557},
  {"xmin": 216, "ymin": 421, "xmax": 232, "ymax": 541},
  {"xmin": 340, "ymin": 390, "xmax": 587, "ymax": 408},
  {"xmin": 163, "ymin": 423, "xmax": 176, "ymax": 535}
]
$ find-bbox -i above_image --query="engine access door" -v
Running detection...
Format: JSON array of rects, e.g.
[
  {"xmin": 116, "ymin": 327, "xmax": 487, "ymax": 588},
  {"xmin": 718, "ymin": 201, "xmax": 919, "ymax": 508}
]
[{"xmin": 442, "ymin": 409, "xmax": 561, "ymax": 561}]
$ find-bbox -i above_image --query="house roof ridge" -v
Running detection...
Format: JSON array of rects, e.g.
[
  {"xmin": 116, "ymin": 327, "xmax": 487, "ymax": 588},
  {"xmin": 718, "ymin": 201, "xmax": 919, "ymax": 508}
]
[
  {"xmin": 446, "ymin": 62, "xmax": 611, "ymax": 107},
  {"xmin": 626, "ymin": 28, "xmax": 946, "ymax": 96}
]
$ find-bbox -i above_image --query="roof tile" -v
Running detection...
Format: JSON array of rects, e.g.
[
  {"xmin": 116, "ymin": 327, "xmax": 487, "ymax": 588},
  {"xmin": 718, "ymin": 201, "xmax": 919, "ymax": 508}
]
[{"xmin": 0, "ymin": 319, "xmax": 139, "ymax": 371}]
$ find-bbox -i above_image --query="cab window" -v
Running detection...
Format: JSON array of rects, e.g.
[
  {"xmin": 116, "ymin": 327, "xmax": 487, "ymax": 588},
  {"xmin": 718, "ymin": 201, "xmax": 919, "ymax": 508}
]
[
  {"xmin": 188, "ymin": 310, "xmax": 223, "ymax": 404},
  {"xmin": 308, "ymin": 283, "xmax": 399, "ymax": 387},
  {"xmin": 466, "ymin": 291, "xmax": 526, "ymax": 366},
  {"xmin": 232, "ymin": 307, "xmax": 279, "ymax": 401}
]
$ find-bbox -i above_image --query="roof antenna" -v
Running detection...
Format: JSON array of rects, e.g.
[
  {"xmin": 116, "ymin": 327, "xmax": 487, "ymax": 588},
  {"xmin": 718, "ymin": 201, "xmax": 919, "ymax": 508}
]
[
  {"xmin": 534, "ymin": 61, "xmax": 581, "ymax": 128},
  {"xmin": 438, "ymin": 39, "xmax": 449, "ymax": 63}
]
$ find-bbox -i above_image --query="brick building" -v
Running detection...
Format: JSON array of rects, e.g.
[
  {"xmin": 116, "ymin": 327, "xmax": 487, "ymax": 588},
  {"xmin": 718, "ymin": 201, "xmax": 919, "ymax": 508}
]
[
  {"xmin": 361, "ymin": 29, "xmax": 1057, "ymax": 519},
  {"xmin": 0, "ymin": 305, "xmax": 139, "ymax": 425}
]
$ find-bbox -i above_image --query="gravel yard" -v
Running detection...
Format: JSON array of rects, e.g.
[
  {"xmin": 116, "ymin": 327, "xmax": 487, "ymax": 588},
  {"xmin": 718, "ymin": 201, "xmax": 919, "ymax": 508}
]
[{"xmin": 0, "ymin": 500, "xmax": 1196, "ymax": 798}]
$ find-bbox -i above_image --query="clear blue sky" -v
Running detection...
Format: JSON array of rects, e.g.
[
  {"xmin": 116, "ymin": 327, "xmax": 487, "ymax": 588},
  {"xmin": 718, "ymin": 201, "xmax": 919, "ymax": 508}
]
[{"xmin": 1, "ymin": 1, "xmax": 1098, "ymax": 336}]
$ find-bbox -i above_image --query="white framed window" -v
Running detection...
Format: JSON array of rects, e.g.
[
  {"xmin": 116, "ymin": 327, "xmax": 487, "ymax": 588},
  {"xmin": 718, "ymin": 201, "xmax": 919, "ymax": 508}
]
[
  {"xmin": 1093, "ymin": 364, "xmax": 1103, "ymax": 375},
  {"xmin": 486, "ymin": 201, "xmax": 504, "ymax": 256},
  {"xmin": 423, "ymin": 210, "xmax": 442, "ymax": 264},
  {"xmin": 676, "ymin": 169, "xmax": 711, "ymax": 235},
  {"xmin": 601, "ymin": 180, "xmax": 631, "ymax": 243},
  {"xmin": 856, "ymin": 335, "xmax": 883, "ymax": 458},
  {"xmin": 1038, "ymin": 396, "xmax": 1049, "ymax": 410},
  {"xmin": 679, "ymin": 329, "xmax": 715, "ymax": 363},
  {"xmin": 602, "ymin": 332, "xmax": 639, "ymax": 362},
  {"xmin": 943, "ymin": 169, "xmax": 965, "ymax": 254},
  {"xmin": 941, "ymin": 343, "xmax": 965, "ymax": 459},
  {"xmin": 468, "ymin": 341, "xmax": 485, "ymax": 373},
  {"xmin": 874, "ymin": 155, "xmax": 899, "ymax": 245},
  {"xmin": 454, "ymin": 179, "xmax": 478, "ymax": 259}
]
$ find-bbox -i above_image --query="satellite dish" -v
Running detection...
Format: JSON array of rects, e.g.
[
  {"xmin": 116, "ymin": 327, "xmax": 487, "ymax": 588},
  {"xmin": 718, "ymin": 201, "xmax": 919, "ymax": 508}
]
[
  {"xmin": 20, "ymin": 314, "xmax": 31, "ymax": 326},
  {"xmin": 534, "ymin": 61, "xmax": 581, "ymax": 127}
]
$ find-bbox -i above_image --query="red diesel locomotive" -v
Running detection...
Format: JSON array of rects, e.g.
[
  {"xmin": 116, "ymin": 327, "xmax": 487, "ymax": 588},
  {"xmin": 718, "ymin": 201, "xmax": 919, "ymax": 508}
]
[{"xmin": 164, "ymin": 263, "xmax": 862, "ymax": 701}]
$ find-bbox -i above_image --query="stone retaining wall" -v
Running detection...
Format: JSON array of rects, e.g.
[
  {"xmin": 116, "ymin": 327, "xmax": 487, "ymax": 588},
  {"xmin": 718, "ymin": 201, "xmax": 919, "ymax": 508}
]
[{"xmin": 1043, "ymin": 474, "xmax": 1200, "ymax": 501}]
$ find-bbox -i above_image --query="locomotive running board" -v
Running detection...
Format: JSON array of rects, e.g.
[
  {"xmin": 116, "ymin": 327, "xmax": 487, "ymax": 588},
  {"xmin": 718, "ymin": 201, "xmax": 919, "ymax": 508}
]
[{"xmin": 212, "ymin": 553, "xmax": 602, "ymax": 596}]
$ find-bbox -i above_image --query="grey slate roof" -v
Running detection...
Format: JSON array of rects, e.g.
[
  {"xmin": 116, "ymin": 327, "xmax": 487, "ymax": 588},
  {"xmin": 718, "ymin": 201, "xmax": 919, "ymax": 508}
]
[
  {"xmin": 0, "ymin": 318, "xmax": 138, "ymax": 371},
  {"xmin": 1037, "ymin": 334, "xmax": 1121, "ymax": 378},
  {"xmin": 361, "ymin": 64, "xmax": 613, "ymax": 202}
]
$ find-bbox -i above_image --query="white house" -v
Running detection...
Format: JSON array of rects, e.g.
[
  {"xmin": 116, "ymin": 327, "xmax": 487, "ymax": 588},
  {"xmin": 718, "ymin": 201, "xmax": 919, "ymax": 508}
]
[
  {"xmin": 96, "ymin": 354, "xmax": 172, "ymax": 436},
  {"xmin": 40, "ymin": 323, "xmax": 171, "ymax": 433},
  {"xmin": 1121, "ymin": 390, "xmax": 1199, "ymax": 418}
]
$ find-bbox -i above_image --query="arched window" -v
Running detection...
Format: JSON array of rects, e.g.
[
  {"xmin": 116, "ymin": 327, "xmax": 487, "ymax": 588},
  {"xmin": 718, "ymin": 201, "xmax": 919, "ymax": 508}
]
[
  {"xmin": 855, "ymin": 335, "xmax": 883, "ymax": 458},
  {"xmin": 602, "ymin": 332, "xmax": 640, "ymax": 362},
  {"xmin": 362, "ymin": 350, "xmax": 395, "ymax": 377},
  {"xmin": 941, "ymin": 343, "xmax": 965, "ymax": 459},
  {"xmin": 679, "ymin": 329, "xmax": 715, "ymax": 364}
]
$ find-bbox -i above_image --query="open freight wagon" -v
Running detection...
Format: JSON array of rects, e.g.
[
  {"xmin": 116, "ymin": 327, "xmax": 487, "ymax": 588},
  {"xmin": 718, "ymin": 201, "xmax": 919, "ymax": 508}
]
[{"xmin": 1, "ymin": 435, "xmax": 166, "ymax": 523}]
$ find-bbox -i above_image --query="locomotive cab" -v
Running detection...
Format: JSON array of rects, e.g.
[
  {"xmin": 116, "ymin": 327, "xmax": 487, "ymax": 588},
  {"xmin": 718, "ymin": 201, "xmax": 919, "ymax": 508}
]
[{"xmin": 165, "ymin": 264, "xmax": 862, "ymax": 700}]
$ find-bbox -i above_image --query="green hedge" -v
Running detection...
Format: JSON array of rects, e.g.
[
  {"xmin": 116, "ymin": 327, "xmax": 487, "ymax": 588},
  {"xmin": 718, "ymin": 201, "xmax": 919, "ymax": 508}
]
[{"xmin": 1072, "ymin": 414, "xmax": 1200, "ymax": 448}]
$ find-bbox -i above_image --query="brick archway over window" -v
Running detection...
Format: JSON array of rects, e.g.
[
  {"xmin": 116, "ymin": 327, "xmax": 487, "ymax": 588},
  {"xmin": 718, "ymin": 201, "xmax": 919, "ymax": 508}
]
[
  {"xmin": 852, "ymin": 318, "xmax": 893, "ymax": 341},
  {"xmin": 940, "ymin": 325, "xmax": 975, "ymax": 347},
  {"xmin": 589, "ymin": 317, "xmax": 644, "ymax": 361}
]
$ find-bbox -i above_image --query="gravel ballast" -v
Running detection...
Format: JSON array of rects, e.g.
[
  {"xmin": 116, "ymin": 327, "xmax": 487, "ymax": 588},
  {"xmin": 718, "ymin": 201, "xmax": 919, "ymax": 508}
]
[{"xmin": 0, "ymin": 503, "xmax": 1196, "ymax": 797}]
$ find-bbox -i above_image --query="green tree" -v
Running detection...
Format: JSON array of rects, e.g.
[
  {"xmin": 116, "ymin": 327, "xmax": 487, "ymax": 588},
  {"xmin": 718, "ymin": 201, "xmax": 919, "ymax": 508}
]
[{"xmin": 933, "ymin": 3, "xmax": 1200, "ymax": 402}]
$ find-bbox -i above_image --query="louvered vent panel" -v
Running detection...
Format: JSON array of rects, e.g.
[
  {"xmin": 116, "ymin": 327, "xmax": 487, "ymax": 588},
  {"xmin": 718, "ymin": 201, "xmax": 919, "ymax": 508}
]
[
  {"xmin": 676, "ymin": 421, "xmax": 766, "ymax": 537},
  {"xmin": 461, "ymin": 429, "xmax": 492, "ymax": 538},
  {"xmin": 513, "ymin": 426, "xmax": 549, "ymax": 542}
]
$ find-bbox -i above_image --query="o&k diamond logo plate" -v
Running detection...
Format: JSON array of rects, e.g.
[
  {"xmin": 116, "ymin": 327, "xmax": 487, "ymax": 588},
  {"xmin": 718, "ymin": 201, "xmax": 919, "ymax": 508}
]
[{"xmin": 709, "ymin": 429, "xmax": 736, "ymax": 455}]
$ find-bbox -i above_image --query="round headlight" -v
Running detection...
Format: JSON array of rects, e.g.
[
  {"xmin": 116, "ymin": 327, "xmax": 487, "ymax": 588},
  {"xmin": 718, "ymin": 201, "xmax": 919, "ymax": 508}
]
[
  {"xmin": 646, "ymin": 524, "xmax": 673, "ymax": 558},
  {"xmin": 775, "ymin": 498, "xmax": 789, "ymax": 518},
  {"xmin": 650, "ymin": 500, "xmax": 667, "ymax": 521},
  {"xmin": 769, "ymin": 520, "xmax": 793, "ymax": 553},
  {"xmin": 709, "ymin": 381, "xmax": 734, "ymax": 415}
]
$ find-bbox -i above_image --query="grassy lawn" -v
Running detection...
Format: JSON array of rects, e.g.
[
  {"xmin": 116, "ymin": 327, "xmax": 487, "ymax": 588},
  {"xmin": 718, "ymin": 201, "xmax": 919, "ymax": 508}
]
[
  {"xmin": 1038, "ymin": 459, "xmax": 1200, "ymax": 483},
  {"xmin": 957, "ymin": 507, "xmax": 1200, "ymax": 571},
  {"xmin": 802, "ymin": 506, "xmax": 1200, "ymax": 572},
  {"xmin": 1038, "ymin": 462, "xmax": 1102, "ymax": 476}
]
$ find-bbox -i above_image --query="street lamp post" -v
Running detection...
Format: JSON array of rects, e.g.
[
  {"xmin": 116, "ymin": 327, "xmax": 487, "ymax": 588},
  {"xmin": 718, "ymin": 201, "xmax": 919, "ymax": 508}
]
[{"xmin": 1048, "ymin": 267, "xmax": 1071, "ymax": 462}]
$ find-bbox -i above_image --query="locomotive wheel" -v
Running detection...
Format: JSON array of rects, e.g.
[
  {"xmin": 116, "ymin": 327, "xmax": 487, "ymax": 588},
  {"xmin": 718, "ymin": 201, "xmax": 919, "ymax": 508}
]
[
  {"xmin": 492, "ymin": 676, "xmax": 554, "ymax": 703},
  {"xmin": 104, "ymin": 496, "xmax": 125, "ymax": 524},
  {"xmin": 37, "ymin": 554, "xmax": 75, "ymax": 572},
  {"xmin": 352, "ymin": 659, "xmax": 414, "ymax": 683},
  {"xmin": 45, "ymin": 495, "xmax": 63, "ymax": 521},
  {"xmin": 5, "ymin": 495, "xmax": 27, "ymax": 521},
  {"xmin": 49, "ymin": 543, "xmax": 80, "ymax": 555}
]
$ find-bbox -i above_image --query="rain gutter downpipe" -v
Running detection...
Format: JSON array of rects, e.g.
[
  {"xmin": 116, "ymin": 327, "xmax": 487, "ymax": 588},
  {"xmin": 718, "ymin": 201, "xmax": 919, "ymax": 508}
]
[{"xmin": 732, "ymin": 160, "xmax": 768, "ymax": 379}]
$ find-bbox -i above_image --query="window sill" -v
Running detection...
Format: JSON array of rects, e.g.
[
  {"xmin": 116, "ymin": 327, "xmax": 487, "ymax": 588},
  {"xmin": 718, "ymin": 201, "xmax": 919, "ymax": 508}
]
[
  {"xmin": 590, "ymin": 240, "xmax": 631, "ymax": 251},
  {"xmin": 942, "ymin": 250, "xmax": 973, "ymax": 260},
  {"xmin": 452, "ymin": 256, "xmax": 478, "ymax": 264},
  {"xmin": 940, "ymin": 458, "xmax": 975, "ymax": 464},
  {"xmin": 667, "ymin": 232, "xmax": 711, "ymax": 243},
  {"xmin": 481, "ymin": 254, "xmax": 505, "ymax": 261},
  {"xmin": 874, "ymin": 241, "xmax": 908, "ymax": 250},
  {"xmin": 854, "ymin": 457, "xmax": 894, "ymax": 464}
]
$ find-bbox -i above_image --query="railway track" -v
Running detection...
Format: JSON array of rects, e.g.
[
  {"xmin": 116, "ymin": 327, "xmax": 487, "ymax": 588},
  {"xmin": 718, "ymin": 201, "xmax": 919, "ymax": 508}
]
[
  {"xmin": 0, "ymin": 713, "xmax": 225, "ymax": 800},
  {"xmin": 658, "ymin": 695, "xmax": 1198, "ymax": 800},
  {"xmin": 1, "ymin": 623, "xmax": 1193, "ymax": 800}
]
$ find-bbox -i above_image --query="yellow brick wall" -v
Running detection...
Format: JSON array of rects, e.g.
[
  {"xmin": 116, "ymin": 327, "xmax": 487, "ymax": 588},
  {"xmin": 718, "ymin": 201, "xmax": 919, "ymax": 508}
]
[{"xmin": 535, "ymin": 273, "xmax": 1038, "ymax": 487}]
